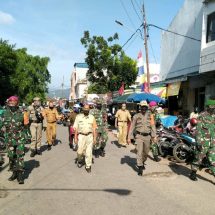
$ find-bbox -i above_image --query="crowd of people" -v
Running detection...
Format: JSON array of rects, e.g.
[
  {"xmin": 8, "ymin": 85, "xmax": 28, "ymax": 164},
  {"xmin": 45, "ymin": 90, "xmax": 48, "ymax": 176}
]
[{"xmin": 0, "ymin": 95, "xmax": 215, "ymax": 185}]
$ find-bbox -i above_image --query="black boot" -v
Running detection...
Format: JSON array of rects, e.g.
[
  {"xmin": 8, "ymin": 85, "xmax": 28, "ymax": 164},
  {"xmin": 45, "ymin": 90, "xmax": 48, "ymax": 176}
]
[
  {"xmin": 94, "ymin": 149, "xmax": 99, "ymax": 158},
  {"xmin": 30, "ymin": 150, "xmax": 36, "ymax": 157},
  {"xmin": 37, "ymin": 149, "xmax": 42, "ymax": 155},
  {"xmin": 154, "ymin": 155, "xmax": 161, "ymax": 162},
  {"xmin": 47, "ymin": 145, "xmax": 52, "ymax": 151},
  {"xmin": 100, "ymin": 148, "xmax": 105, "ymax": 157},
  {"xmin": 189, "ymin": 170, "xmax": 197, "ymax": 181},
  {"xmin": 85, "ymin": 166, "xmax": 91, "ymax": 173},
  {"xmin": 17, "ymin": 171, "xmax": 24, "ymax": 184},
  {"xmin": 137, "ymin": 166, "xmax": 143, "ymax": 176},
  {"xmin": 8, "ymin": 171, "xmax": 17, "ymax": 181}
]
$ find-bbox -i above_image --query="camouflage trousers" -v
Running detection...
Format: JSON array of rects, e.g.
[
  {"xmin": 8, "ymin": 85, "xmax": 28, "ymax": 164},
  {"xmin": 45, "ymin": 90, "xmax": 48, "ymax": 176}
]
[
  {"xmin": 150, "ymin": 142, "xmax": 159, "ymax": 157},
  {"xmin": 7, "ymin": 143, "xmax": 25, "ymax": 172},
  {"xmin": 94, "ymin": 131, "xmax": 108, "ymax": 150},
  {"xmin": 191, "ymin": 141, "xmax": 215, "ymax": 175}
]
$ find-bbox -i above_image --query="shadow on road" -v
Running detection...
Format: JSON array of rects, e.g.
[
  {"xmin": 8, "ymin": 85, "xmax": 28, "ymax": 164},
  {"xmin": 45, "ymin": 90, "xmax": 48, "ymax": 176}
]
[
  {"xmin": 168, "ymin": 162, "xmax": 215, "ymax": 185},
  {"xmin": 111, "ymin": 141, "xmax": 121, "ymax": 148},
  {"xmin": 121, "ymin": 155, "xmax": 138, "ymax": 173},
  {"xmin": 24, "ymin": 159, "xmax": 40, "ymax": 180},
  {"xmin": 0, "ymin": 188, "xmax": 131, "ymax": 196}
]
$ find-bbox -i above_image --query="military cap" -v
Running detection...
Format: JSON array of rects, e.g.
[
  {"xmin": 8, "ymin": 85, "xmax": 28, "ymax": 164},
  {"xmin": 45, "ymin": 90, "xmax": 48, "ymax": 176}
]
[
  {"xmin": 139, "ymin": 100, "xmax": 149, "ymax": 107},
  {"xmin": 33, "ymin": 97, "xmax": 41, "ymax": 101}
]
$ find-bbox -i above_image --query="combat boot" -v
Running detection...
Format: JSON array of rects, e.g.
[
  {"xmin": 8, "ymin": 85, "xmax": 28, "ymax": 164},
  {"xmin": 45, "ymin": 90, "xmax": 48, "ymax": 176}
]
[
  {"xmin": 154, "ymin": 155, "xmax": 161, "ymax": 162},
  {"xmin": 8, "ymin": 171, "xmax": 17, "ymax": 181},
  {"xmin": 37, "ymin": 149, "xmax": 42, "ymax": 155},
  {"xmin": 47, "ymin": 145, "xmax": 52, "ymax": 151},
  {"xmin": 100, "ymin": 148, "xmax": 105, "ymax": 157},
  {"xmin": 94, "ymin": 149, "xmax": 99, "ymax": 158},
  {"xmin": 17, "ymin": 171, "xmax": 24, "ymax": 184},
  {"xmin": 30, "ymin": 150, "xmax": 36, "ymax": 157},
  {"xmin": 137, "ymin": 166, "xmax": 143, "ymax": 176},
  {"xmin": 85, "ymin": 166, "xmax": 91, "ymax": 173},
  {"xmin": 189, "ymin": 170, "xmax": 197, "ymax": 181}
]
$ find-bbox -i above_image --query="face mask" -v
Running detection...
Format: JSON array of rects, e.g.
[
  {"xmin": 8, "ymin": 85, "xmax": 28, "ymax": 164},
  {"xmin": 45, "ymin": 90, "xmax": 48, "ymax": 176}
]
[
  {"xmin": 49, "ymin": 106, "xmax": 54, "ymax": 109},
  {"xmin": 9, "ymin": 106, "xmax": 18, "ymax": 112},
  {"xmin": 97, "ymin": 105, "xmax": 102, "ymax": 110},
  {"xmin": 83, "ymin": 110, "xmax": 89, "ymax": 116},
  {"xmin": 141, "ymin": 107, "xmax": 148, "ymax": 113}
]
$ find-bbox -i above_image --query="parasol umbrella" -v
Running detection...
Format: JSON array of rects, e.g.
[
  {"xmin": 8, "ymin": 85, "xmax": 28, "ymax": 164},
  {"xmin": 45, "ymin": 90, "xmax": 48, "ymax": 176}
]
[{"xmin": 127, "ymin": 93, "xmax": 165, "ymax": 103}]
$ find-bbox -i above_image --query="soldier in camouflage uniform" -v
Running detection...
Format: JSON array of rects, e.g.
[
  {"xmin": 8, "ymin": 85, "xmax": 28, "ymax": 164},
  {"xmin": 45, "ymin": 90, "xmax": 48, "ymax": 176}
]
[
  {"xmin": 0, "ymin": 96, "xmax": 29, "ymax": 184},
  {"xmin": 149, "ymin": 101, "xmax": 161, "ymax": 162},
  {"xmin": 90, "ymin": 101, "xmax": 108, "ymax": 158},
  {"xmin": 190, "ymin": 100, "xmax": 215, "ymax": 181}
]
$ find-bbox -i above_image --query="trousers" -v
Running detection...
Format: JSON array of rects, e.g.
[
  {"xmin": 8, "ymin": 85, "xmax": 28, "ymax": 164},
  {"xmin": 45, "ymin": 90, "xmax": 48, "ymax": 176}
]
[
  {"xmin": 30, "ymin": 123, "xmax": 42, "ymax": 150},
  {"xmin": 135, "ymin": 134, "xmax": 151, "ymax": 166},
  {"xmin": 118, "ymin": 122, "xmax": 128, "ymax": 146},
  {"xmin": 77, "ymin": 134, "xmax": 93, "ymax": 168},
  {"xmin": 46, "ymin": 122, "xmax": 56, "ymax": 145}
]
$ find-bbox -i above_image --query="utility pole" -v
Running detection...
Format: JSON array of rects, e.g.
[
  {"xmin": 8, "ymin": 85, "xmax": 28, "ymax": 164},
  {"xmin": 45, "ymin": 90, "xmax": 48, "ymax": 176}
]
[
  {"xmin": 61, "ymin": 76, "xmax": 64, "ymax": 98},
  {"xmin": 142, "ymin": 2, "xmax": 150, "ymax": 91}
]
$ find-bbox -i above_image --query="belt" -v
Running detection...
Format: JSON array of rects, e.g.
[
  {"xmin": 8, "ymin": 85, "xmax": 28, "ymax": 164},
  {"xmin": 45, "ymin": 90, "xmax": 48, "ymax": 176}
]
[
  {"xmin": 79, "ymin": 132, "xmax": 92, "ymax": 136},
  {"xmin": 118, "ymin": 121, "xmax": 127, "ymax": 122},
  {"xmin": 31, "ymin": 120, "xmax": 42, "ymax": 123},
  {"xmin": 136, "ymin": 131, "xmax": 151, "ymax": 136}
]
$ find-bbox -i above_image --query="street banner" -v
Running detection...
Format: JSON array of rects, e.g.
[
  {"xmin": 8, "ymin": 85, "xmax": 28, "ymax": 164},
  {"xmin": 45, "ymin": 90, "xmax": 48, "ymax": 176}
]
[
  {"xmin": 167, "ymin": 82, "xmax": 181, "ymax": 97},
  {"xmin": 151, "ymin": 87, "xmax": 167, "ymax": 98}
]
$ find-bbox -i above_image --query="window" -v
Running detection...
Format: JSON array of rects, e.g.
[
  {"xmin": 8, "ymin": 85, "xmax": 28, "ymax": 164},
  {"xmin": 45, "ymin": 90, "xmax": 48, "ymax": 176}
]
[{"xmin": 207, "ymin": 12, "xmax": 215, "ymax": 43}]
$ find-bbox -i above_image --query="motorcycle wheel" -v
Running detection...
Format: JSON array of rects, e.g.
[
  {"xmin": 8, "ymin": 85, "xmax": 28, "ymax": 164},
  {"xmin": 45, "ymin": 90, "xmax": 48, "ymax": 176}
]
[
  {"xmin": 173, "ymin": 144, "xmax": 188, "ymax": 163},
  {"xmin": 158, "ymin": 141, "xmax": 171, "ymax": 157}
]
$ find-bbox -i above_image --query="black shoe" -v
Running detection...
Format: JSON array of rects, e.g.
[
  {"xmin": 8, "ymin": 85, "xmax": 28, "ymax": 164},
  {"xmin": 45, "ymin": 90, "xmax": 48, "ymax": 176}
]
[
  {"xmin": 94, "ymin": 149, "xmax": 99, "ymax": 158},
  {"xmin": 77, "ymin": 161, "xmax": 84, "ymax": 168},
  {"xmin": 85, "ymin": 167, "xmax": 91, "ymax": 173},
  {"xmin": 189, "ymin": 170, "xmax": 197, "ymax": 181},
  {"xmin": 37, "ymin": 150, "xmax": 42, "ymax": 155},
  {"xmin": 8, "ymin": 171, "xmax": 17, "ymax": 181},
  {"xmin": 137, "ymin": 166, "xmax": 143, "ymax": 176},
  {"xmin": 154, "ymin": 156, "xmax": 161, "ymax": 162},
  {"xmin": 100, "ymin": 148, "xmax": 105, "ymax": 157},
  {"xmin": 47, "ymin": 145, "xmax": 52, "ymax": 151},
  {"xmin": 30, "ymin": 150, "xmax": 36, "ymax": 157},
  {"xmin": 17, "ymin": 171, "xmax": 24, "ymax": 184}
]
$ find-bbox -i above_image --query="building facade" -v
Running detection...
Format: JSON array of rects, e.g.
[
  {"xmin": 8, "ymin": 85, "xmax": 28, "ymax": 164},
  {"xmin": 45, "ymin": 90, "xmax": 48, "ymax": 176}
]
[
  {"xmin": 70, "ymin": 63, "xmax": 88, "ymax": 99},
  {"xmin": 160, "ymin": 0, "xmax": 215, "ymax": 115}
]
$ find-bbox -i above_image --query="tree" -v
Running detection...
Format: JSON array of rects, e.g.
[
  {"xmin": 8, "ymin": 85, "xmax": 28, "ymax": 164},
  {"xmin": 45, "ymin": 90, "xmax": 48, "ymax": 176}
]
[
  {"xmin": 81, "ymin": 31, "xmax": 137, "ymax": 94},
  {"xmin": 0, "ymin": 39, "xmax": 18, "ymax": 104}
]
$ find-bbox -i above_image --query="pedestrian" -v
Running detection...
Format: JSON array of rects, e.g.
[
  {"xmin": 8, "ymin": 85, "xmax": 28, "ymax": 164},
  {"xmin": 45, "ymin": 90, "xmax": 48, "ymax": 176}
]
[
  {"xmin": 115, "ymin": 103, "xmax": 131, "ymax": 147},
  {"xmin": 0, "ymin": 96, "xmax": 29, "ymax": 184},
  {"xmin": 149, "ymin": 101, "xmax": 161, "ymax": 162},
  {"xmin": 128, "ymin": 100, "xmax": 157, "ymax": 176},
  {"xmin": 28, "ymin": 97, "xmax": 44, "ymax": 157},
  {"xmin": 68, "ymin": 107, "xmax": 79, "ymax": 150},
  {"xmin": 189, "ymin": 100, "xmax": 215, "ymax": 181},
  {"xmin": 43, "ymin": 101, "xmax": 61, "ymax": 150},
  {"xmin": 91, "ymin": 100, "xmax": 108, "ymax": 158},
  {"xmin": 74, "ymin": 104, "xmax": 97, "ymax": 173}
]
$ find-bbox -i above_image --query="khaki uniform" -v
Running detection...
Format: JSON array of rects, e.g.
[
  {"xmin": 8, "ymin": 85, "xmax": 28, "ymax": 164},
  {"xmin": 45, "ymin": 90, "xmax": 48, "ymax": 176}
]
[
  {"xmin": 129, "ymin": 111, "xmax": 156, "ymax": 166},
  {"xmin": 73, "ymin": 114, "xmax": 97, "ymax": 168},
  {"xmin": 115, "ymin": 109, "xmax": 131, "ymax": 146},
  {"xmin": 28, "ymin": 105, "xmax": 44, "ymax": 150},
  {"xmin": 43, "ymin": 108, "xmax": 60, "ymax": 145}
]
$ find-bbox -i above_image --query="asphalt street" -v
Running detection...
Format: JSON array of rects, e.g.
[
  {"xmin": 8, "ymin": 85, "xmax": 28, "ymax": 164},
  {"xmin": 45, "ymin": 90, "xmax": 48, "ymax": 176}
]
[{"xmin": 0, "ymin": 125, "xmax": 214, "ymax": 215}]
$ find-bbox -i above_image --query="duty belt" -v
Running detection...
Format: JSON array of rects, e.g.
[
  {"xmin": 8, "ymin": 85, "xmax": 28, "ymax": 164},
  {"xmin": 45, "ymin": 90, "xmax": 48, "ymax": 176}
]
[
  {"xmin": 136, "ymin": 131, "xmax": 151, "ymax": 136},
  {"xmin": 79, "ymin": 132, "xmax": 92, "ymax": 136},
  {"xmin": 31, "ymin": 120, "xmax": 42, "ymax": 123}
]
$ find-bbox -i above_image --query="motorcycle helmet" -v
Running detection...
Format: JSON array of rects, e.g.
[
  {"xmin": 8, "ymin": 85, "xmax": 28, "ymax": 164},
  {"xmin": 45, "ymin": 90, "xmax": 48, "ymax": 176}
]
[{"xmin": 190, "ymin": 118, "xmax": 197, "ymax": 126}]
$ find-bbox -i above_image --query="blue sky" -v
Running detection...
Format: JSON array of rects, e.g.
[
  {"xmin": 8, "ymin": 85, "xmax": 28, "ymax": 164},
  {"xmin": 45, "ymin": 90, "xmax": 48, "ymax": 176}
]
[{"xmin": 0, "ymin": 0, "xmax": 184, "ymax": 89}]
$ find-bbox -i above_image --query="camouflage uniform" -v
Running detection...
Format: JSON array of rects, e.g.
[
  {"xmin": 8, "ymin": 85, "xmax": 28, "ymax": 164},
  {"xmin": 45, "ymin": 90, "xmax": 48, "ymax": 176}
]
[
  {"xmin": 90, "ymin": 105, "xmax": 108, "ymax": 157},
  {"xmin": 0, "ymin": 107, "xmax": 27, "ymax": 172},
  {"xmin": 191, "ymin": 110, "xmax": 215, "ymax": 176}
]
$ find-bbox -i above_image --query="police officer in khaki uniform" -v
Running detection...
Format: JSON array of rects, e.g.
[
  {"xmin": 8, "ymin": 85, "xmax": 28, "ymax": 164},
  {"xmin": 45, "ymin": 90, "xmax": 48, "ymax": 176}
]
[
  {"xmin": 115, "ymin": 103, "xmax": 131, "ymax": 147},
  {"xmin": 28, "ymin": 97, "xmax": 44, "ymax": 157},
  {"xmin": 74, "ymin": 104, "xmax": 97, "ymax": 173},
  {"xmin": 128, "ymin": 101, "xmax": 157, "ymax": 176},
  {"xmin": 43, "ymin": 101, "xmax": 61, "ymax": 150}
]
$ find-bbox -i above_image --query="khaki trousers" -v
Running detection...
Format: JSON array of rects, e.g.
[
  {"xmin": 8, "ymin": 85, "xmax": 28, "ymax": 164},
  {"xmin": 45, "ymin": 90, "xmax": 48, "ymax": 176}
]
[
  {"xmin": 77, "ymin": 134, "xmax": 93, "ymax": 168},
  {"xmin": 135, "ymin": 134, "xmax": 151, "ymax": 166},
  {"xmin": 30, "ymin": 123, "xmax": 43, "ymax": 150},
  {"xmin": 118, "ymin": 122, "xmax": 128, "ymax": 146},
  {"xmin": 46, "ymin": 122, "xmax": 57, "ymax": 145}
]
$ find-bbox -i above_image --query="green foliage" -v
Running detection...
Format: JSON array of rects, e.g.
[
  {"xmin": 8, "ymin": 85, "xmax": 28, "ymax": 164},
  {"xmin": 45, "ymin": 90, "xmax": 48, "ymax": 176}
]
[
  {"xmin": 0, "ymin": 39, "xmax": 51, "ymax": 105},
  {"xmin": 80, "ymin": 31, "xmax": 137, "ymax": 94}
]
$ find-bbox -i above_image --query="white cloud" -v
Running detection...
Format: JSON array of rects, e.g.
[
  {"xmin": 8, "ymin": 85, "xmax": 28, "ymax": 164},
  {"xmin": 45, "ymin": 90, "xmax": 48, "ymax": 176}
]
[{"xmin": 0, "ymin": 11, "xmax": 15, "ymax": 25}]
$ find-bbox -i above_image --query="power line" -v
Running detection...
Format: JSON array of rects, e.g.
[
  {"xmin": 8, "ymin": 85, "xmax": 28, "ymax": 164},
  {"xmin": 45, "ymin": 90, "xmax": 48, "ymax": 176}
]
[
  {"xmin": 148, "ymin": 36, "xmax": 158, "ymax": 64},
  {"xmin": 131, "ymin": 0, "xmax": 142, "ymax": 23},
  {"xmin": 124, "ymin": 32, "xmax": 139, "ymax": 51},
  {"xmin": 148, "ymin": 24, "xmax": 201, "ymax": 42},
  {"xmin": 119, "ymin": 0, "xmax": 136, "ymax": 29}
]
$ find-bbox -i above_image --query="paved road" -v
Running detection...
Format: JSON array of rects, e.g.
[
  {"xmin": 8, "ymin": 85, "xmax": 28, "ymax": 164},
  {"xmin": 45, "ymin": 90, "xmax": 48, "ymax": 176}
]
[{"xmin": 0, "ymin": 125, "xmax": 214, "ymax": 215}]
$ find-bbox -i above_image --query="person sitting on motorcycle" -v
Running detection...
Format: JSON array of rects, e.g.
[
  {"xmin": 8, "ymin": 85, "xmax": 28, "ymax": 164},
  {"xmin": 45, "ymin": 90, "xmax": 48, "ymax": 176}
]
[
  {"xmin": 185, "ymin": 118, "xmax": 197, "ymax": 137},
  {"xmin": 190, "ymin": 107, "xmax": 199, "ymax": 119},
  {"xmin": 172, "ymin": 115, "xmax": 184, "ymax": 133}
]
